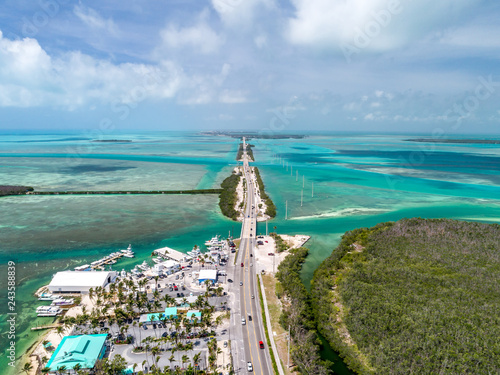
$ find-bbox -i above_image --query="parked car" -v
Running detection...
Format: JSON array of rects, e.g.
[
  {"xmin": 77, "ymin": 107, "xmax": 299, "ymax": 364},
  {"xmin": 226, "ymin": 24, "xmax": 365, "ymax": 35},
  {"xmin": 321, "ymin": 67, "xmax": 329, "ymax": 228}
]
[{"xmin": 268, "ymin": 253, "xmax": 275, "ymax": 256}]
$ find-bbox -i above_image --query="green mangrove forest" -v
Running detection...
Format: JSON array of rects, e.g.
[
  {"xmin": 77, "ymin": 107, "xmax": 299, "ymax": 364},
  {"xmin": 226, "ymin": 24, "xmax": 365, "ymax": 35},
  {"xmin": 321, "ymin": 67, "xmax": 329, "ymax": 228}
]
[{"xmin": 311, "ymin": 218, "xmax": 500, "ymax": 374}]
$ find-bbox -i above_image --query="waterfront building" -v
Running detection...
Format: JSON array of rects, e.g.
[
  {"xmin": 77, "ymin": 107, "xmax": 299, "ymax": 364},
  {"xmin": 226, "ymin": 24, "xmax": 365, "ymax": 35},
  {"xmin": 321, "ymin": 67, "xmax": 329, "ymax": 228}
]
[
  {"xmin": 48, "ymin": 271, "xmax": 117, "ymax": 294},
  {"xmin": 46, "ymin": 334, "xmax": 108, "ymax": 373}
]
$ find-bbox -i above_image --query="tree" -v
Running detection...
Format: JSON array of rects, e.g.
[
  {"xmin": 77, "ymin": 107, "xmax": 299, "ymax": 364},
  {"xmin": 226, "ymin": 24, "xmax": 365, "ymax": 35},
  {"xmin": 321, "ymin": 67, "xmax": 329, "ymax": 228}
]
[{"xmin": 22, "ymin": 362, "xmax": 33, "ymax": 374}]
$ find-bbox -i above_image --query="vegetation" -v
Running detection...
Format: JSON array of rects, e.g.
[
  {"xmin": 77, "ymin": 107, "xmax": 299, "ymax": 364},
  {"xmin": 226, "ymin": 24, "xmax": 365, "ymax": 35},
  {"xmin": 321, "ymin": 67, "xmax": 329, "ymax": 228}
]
[
  {"xmin": 236, "ymin": 142, "xmax": 255, "ymax": 161},
  {"xmin": 257, "ymin": 275, "xmax": 280, "ymax": 374},
  {"xmin": 218, "ymin": 171, "xmax": 241, "ymax": 220},
  {"xmin": 253, "ymin": 167, "xmax": 276, "ymax": 218},
  {"xmin": 276, "ymin": 247, "xmax": 332, "ymax": 374},
  {"xmin": 0, "ymin": 185, "xmax": 33, "ymax": 196},
  {"xmin": 270, "ymin": 232, "xmax": 289, "ymax": 253},
  {"xmin": 27, "ymin": 189, "xmax": 222, "ymax": 195},
  {"xmin": 311, "ymin": 218, "xmax": 500, "ymax": 375}
]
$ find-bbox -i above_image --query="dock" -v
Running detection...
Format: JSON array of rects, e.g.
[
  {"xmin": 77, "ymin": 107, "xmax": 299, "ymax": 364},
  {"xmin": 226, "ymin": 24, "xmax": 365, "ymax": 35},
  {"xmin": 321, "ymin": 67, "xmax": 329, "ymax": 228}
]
[
  {"xmin": 31, "ymin": 324, "xmax": 61, "ymax": 331},
  {"xmin": 90, "ymin": 253, "xmax": 125, "ymax": 270}
]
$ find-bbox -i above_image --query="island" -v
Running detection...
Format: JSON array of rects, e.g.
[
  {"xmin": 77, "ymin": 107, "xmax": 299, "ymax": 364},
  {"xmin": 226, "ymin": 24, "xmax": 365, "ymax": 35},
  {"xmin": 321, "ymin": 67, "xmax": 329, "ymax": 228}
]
[
  {"xmin": 0, "ymin": 185, "xmax": 34, "ymax": 196},
  {"xmin": 405, "ymin": 138, "xmax": 500, "ymax": 144},
  {"xmin": 311, "ymin": 218, "xmax": 500, "ymax": 374}
]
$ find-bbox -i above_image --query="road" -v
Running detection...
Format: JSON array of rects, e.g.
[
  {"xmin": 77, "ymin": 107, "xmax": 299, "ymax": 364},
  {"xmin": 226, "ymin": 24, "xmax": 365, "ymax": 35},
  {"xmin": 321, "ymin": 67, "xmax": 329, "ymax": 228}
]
[{"xmin": 231, "ymin": 138, "xmax": 273, "ymax": 374}]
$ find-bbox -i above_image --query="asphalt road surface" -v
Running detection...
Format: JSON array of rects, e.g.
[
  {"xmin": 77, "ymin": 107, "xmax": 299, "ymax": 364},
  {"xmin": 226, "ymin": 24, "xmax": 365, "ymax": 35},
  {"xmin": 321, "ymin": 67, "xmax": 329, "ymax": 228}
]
[{"xmin": 231, "ymin": 138, "xmax": 273, "ymax": 374}]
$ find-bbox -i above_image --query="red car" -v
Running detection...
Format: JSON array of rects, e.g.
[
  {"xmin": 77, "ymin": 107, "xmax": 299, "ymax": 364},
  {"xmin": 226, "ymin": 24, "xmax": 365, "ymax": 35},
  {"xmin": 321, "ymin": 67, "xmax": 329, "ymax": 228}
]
[
  {"xmin": 259, "ymin": 341, "xmax": 264, "ymax": 349},
  {"xmin": 241, "ymin": 262, "xmax": 244, "ymax": 267},
  {"xmin": 268, "ymin": 253, "xmax": 274, "ymax": 256}
]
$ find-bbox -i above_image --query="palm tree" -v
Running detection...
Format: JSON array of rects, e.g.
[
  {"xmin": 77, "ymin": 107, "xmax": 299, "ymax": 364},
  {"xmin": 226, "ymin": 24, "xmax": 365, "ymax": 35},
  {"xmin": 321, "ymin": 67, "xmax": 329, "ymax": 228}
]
[
  {"xmin": 56, "ymin": 325, "xmax": 64, "ymax": 339},
  {"xmin": 192, "ymin": 352, "xmax": 201, "ymax": 374},
  {"xmin": 181, "ymin": 355, "xmax": 189, "ymax": 369},
  {"xmin": 22, "ymin": 362, "xmax": 33, "ymax": 374},
  {"xmin": 41, "ymin": 367, "xmax": 51, "ymax": 375},
  {"xmin": 56, "ymin": 365, "xmax": 66, "ymax": 374},
  {"xmin": 73, "ymin": 363, "xmax": 82, "ymax": 373}
]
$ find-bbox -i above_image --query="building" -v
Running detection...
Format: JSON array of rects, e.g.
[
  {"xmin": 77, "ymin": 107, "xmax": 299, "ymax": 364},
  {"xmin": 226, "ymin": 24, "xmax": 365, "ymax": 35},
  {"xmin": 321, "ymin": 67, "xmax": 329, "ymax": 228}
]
[
  {"xmin": 197, "ymin": 269, "xmax": 218, "ymax": 285},
  {"xmin": 175, "ymin": 295, "xmax": 197, "ymax": 307},
  {"xmin": 164, "ymin": 307, "xmax": 178, "ymax": 319},
  {"xmin": 186, "ymin": 310, "xmax": 202, "ymax": 322},
  {"xmin": 152, "ymin": 259, "xmax": 181, "ymax": 275},
  {"xmin": 47, "ymin": 334, "xmax": 108, "ymax": 373},
  {"xmin": 154, "ymin": 246, "xmax": 190, "ymax": 263},
  {"xmin": 48, "ymin": 271, "xmax": 117, "ymax": 294},
  {"xmin": 139, "ymin": 313, "xmax": 165, "ymax": 325}
]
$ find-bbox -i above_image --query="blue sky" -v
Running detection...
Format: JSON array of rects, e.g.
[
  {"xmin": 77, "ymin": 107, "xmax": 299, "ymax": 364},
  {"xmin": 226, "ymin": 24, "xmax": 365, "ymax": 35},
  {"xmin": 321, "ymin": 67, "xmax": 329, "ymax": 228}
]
[{"xmin": 1, "ymin": 0, "xmax": 500, "ymax": 134}]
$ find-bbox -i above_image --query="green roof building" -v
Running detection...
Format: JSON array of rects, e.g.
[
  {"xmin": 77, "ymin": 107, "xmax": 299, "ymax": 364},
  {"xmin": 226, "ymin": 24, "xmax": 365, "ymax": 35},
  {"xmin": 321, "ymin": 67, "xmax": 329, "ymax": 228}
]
[{"xmin": 47, "ymin": 334, "xmax": 107, "ymax": 372}]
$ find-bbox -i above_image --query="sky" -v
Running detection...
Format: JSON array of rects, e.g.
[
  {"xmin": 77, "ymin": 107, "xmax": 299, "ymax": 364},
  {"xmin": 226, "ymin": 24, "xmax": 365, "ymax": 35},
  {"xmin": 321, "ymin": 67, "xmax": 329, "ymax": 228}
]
[{"xmin": 1, "ymin": 0, "xmax": 500, "ymax": 134}]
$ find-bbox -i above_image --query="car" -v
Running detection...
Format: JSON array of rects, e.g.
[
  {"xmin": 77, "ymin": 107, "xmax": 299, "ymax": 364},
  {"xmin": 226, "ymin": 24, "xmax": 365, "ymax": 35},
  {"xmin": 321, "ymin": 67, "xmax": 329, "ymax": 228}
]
[
  {"xmin": 189, "ymin": 292, "xmax": 194, "ymax": 296},
  {"xmin": 180, "ymin": 293, "xmax": 184, "ymax": 297},
  {"xmin": 248, "ymin": 314, "xmax": 252, "ymax": 321},
  {"xmin": 176, "ymin": 293, "xmax": 180, "ymax": 297},
  {"xmin": 227, "ymin": 279, "xmax": 233, "ymax": 283},
  {"xmin": 250, "ymin": 234, "xmax": 252, "ymax": 237},
  {"xmin": 241, "ymin": 318, "xmax": 246, "ymax": 325},
  {"xmin": 142, "ymin": 325, "xmax": 148, "ymax": 330},
  {"xmin": 224, "ymin": 341, "xmax": 228, "ymax": 348},
  {"xmin": 250, "ymin": 253, "xmax": 253, "ymax": 257},
  {"xmin": 268, "ymin": 253, "xmax": 274, "ymax": 256},
  {"xmin": 251, "ymin": 295, "xmax": 254, "ymax": 299},
  {"xmin": 182, "ymin": 286, "xmax": 186, "ymax": 290},
  {"xmin": 259, "ymin": 341, "xmax": 264, "ymax": 349},
  {"xmin": 241, "ymin": 262, "xmax": 244, "ymax": 267},
  {"xmin": 240, "ymin": 281, "xmax": 243, "ymax": 286},
  {"xmin": 247, "ymin": 362, "xmax": 253, "ymax": 372}
]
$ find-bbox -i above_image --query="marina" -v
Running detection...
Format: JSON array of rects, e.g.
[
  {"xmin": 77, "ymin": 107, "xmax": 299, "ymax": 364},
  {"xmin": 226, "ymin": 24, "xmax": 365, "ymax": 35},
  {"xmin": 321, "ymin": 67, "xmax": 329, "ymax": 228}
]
[{"xmin": 75, "ymin": 245, "xmax": 135, "ymax": 271}]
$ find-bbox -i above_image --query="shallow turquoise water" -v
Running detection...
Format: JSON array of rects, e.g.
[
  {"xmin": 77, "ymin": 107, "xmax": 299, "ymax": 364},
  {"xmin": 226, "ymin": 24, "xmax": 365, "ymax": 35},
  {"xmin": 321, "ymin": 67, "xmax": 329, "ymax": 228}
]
[{"xmin": 1, "ymin": 132, "xmax": 499, "ymax": 374}]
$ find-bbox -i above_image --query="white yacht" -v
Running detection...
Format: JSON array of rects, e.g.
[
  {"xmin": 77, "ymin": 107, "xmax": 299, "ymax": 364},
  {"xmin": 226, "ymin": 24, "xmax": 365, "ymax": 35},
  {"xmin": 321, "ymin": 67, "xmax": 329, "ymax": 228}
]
[
  {"xmin": 38, "ymin": 293, "xmax": 56, "ymax": 301},
  {"xmin": 205, "ymin": 236, "xmax": 221, "ymax": 246},
  {"xmin": 74, "ymin": 265, "xmax": 90, "ymax": 271},
  {"xmin": 51, "ymin": 298, "xmax": 74, "ymax": 306},
  {"xmin": 36, "ymin": 306, "xmax": 62, "ymax": 317},
  {"xmin": 137, "ymin": 261, "xmax": 149, "ymax": 271}
]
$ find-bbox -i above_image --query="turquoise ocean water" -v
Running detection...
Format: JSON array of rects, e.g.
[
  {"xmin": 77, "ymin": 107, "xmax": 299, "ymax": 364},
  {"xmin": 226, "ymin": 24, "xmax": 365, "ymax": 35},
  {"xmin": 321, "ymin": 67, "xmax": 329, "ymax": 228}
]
[{"xmin": 1, "ymin": 132, "xmax": 499, "ymax": 374}]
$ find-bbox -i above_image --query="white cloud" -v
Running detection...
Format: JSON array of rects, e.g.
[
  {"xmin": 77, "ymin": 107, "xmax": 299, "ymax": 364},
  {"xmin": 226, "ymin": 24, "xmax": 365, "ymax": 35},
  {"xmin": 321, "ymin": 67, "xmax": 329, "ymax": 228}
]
[
  {"xmin": 158, "ymin": 11, "xmax": 224, "ymax": 54},
  {"xmin": 212, "ymin": 0, "xmax": 274, "ymax": 29},
  {"xmin": 74, "ymin": 5, "xmax": 118, "ymax": 35},
  {"xmin": 286, "ymin": 0, "xmax": 476, "ymax": 53},
  {"xmin": 0, "ymin": 31, "xmax": 181, "ymax": 109}
]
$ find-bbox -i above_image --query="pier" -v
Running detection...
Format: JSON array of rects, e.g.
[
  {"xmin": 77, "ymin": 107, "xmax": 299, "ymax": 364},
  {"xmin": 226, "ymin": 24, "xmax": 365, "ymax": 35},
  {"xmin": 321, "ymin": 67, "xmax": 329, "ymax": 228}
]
[{"xmin": 26, "ymin": 188, "xmax": 223, "ymax": 196}]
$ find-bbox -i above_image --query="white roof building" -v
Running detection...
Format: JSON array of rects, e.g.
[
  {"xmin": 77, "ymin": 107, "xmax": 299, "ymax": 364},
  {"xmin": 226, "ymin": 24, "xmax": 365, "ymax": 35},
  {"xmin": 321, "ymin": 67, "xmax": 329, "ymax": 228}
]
[
  {"xmin": 197, "ymin": 269, "xmax": 218, "ymax": 285},
  {"xmin": 154, "ymin": 246, "xmax": 189, "ymax": 262},
  {"xmin": 48, "ymin": 271, "xmax": 117, "ymax": 294}
]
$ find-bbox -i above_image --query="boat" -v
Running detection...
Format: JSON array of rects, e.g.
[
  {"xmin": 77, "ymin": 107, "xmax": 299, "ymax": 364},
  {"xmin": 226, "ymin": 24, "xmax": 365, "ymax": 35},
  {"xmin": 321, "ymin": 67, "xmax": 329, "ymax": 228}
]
[
  {"xmin": 121, "ymin": 244, "xmax": 132, "ymax": 252},
  {"xmin": 51, "ymin": 298, "xmax": 74, "ymax": 306},
  {"xmin": 36, "ymin": 306, "xmax": 63, "ymax": 317},
  {"xmin": 204, "ymin": 236, "xmax": 221, "ymax": 246},
  {"xmin": 74, "ymin": 264, "xmax": 90, "ymax": 271},
  {"xmin": 137, "ymin": 261, "xmax": 149, "ymax": 271},
  {"xmin": 38, "ymin": 293, "xmax": 56, "ymax": 301},
  {"xmin": 122, "ymin": 251, "xmax": 135, "ymax": 258}
]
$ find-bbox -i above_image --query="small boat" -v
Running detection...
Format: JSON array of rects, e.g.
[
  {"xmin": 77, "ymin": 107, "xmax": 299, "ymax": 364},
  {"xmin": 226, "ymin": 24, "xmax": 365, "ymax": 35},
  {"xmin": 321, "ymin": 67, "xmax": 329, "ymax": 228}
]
[
  {"xmin": 51, "ymin": 298, "xmax": 74, "ymax": 306},
  {"xmin": 137, "ymin": 261, "xmax": 149, "ymax": 271},
  {"xmin": 36, "ymin": 306, "xmax": 62, "ymax": 317},
  {"xmin": 74, "ymin": 264, "xmax": 90, "ymax": 271},
  {"xmin": 38, "ymin": 293, "xmax": 56, "ymax": 301},
  {"xmin": 122, "ymin": 251, "xmax": 135, "ymax": 258}
]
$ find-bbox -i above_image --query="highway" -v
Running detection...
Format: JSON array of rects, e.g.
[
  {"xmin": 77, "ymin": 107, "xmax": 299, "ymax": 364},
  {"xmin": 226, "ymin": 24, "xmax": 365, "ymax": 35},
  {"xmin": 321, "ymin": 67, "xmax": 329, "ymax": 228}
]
[{"xmin": 230, "ymin": 138, "xmax": 273, "ymax": 374}]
